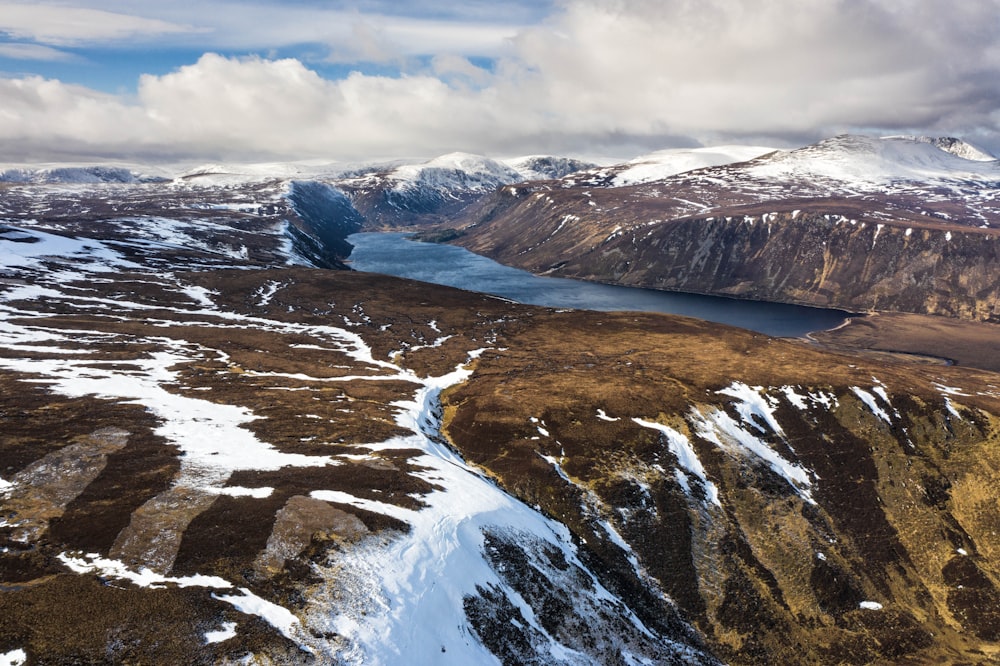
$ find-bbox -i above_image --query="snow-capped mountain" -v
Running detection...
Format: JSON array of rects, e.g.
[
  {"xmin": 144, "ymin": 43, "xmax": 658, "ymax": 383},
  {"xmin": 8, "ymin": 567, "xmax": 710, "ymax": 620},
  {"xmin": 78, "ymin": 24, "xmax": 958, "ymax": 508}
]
[
  {"xmin": 335, "ymin": 152, "xmax": 595, "ymax": 226},
  {"xmin": 0, "ymin": 164, "xmax": 172, "ymax": 184},
  {"xmin": 744, "ymin": 134, "xmax": 999, "ymax": 185},
  {"xmin": 905, "ymin": 135, "xmax": 996, "ymax": 162}
]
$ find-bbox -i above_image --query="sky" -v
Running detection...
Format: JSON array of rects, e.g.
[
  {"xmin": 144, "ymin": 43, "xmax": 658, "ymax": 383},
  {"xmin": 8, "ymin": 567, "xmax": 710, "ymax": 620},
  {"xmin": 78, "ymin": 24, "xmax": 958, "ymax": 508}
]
[{"xmin": 1, "ymin": 0, "xmax": 999, "ymax": 164}]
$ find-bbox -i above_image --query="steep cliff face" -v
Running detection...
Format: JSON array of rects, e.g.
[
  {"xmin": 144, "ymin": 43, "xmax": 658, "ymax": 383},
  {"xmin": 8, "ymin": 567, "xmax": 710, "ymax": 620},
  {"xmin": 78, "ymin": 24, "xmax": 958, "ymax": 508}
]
[
  {"xmin": 284, "ymin": 180, "xmax": 363, "ymax": 267},
  {"xmin": 560, "ymin": 212, "xmax": 1000, "ymax": 321}
]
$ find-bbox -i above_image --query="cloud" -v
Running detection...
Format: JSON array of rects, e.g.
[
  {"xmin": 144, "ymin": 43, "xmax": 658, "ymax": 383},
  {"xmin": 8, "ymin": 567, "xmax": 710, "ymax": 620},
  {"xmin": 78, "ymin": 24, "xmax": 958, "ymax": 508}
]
[
  {"xmin": 17, "ymin": 1, "xmax": 531, "ymax": 59},
  {"xmin": 0, "ymin": 2, "xmax": 200, "ymax": 46},
  {"xmin": 1, "ymin": 0, "xmax": 999, "ymax": 162},
  {"xmin": 0, "ymin": 42, "xmax": 78, "ymax": 61}
]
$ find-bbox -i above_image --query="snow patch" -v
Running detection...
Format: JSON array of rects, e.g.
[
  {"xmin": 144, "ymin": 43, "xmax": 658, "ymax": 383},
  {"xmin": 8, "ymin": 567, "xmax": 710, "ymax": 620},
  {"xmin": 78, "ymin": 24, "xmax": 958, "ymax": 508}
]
[
  {"xmin": 781, "ymin": 386, "xmax": 809, "ymax": 410},
  {"xmin": 204, "ymin": 621, "xmax": 238, "ymax": 644},
  {"xmin": 859, "ymin": 601, "xmax": 883, "ymax": 611},
  {"xmin": 0, "ymin": 649, "xmax": 26, "ymax": 666},
  {"xmin": 596, "ymin": 408, "xmax": 620, "ymax": 422},
  {"xmin": 933, "ymin": 382, "xmax": 970, "ymax": 397},
  {"xmin": 632, "ymin": 418, "xmax": 720, "ymax": 507},
  {"xmin": 177, "ymin": 283, "xmax": 217, "ymax": 308},
  {"xmin": 255, "ymin": 280, "xmax": 284, "ymax": 306},
  {"xmin": 851, "ymin": 387, "xmax": 892, "ymax": 423}
]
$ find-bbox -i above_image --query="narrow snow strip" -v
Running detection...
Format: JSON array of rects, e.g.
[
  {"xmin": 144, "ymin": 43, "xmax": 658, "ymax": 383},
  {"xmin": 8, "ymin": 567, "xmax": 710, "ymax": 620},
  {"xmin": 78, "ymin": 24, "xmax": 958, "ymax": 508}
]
[
  {"xmin": 596, "ymin": 409, "xmax": 620, "ymax": 422},
  {"xmin": 539, "ymin": 453, "xmax": 573, "ymax": 484},
  {"xmin": 210, "ymin": 486, "xmax": 274, "ymax": 499},
  {"xmin": 943, "ymin": 396, "xmax": 962, "ymax": 419},
  {"xmin": 598, "ymin": 518, "xmax": 643, "ymax": 573},
  {"xmin": 204, "ymin": 621, "xmax": 238, "ymax": 644},
  {"xmin": 691, "ymin": 408, "xmax": 815, "ymax": 504},
  {"xmin": 214, "ymin": 588, "xmax": 302, "ymax": 642},
  {"xmin": 310, "ymin": 490, "xmax": 417, "ymax": 523},
  {"xmin": 632, "ymin": 418, "xmax": 720, "ymax": 507},
  {"xmin": 851, "ymin": 387, "xmax": 892, "ymax": 423},
  {"xmin": 716, "ymin": 382, "xmax": 785, "ymax": 435},
  {"xmin": 58, "ymin": 552, "xmax": 232, "ymax": 589}
]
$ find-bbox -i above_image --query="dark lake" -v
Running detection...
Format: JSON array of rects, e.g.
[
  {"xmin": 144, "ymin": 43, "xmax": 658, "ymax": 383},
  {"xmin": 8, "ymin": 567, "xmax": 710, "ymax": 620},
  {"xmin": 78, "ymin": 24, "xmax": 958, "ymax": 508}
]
[{"xmin": 347, "ymin": 232, "xmax": 852, "ymax": 337}]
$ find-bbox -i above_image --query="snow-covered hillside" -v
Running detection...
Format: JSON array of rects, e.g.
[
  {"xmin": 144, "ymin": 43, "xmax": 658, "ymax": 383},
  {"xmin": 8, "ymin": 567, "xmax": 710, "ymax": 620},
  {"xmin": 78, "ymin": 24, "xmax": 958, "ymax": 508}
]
[
  {"xmin": 608, "ymin": 145, "xmax": 775, "ymax": 186},
  {"xmin": 0, "ymin": 210, "xmax": 717, "ymax": 664},
  {"xmin": 501, "ymin": 155, "xmax": 598, "ymax": 181},
  {"xmin": 0, "ymin": 164, "xmax": 172, "ymax": 184},
  {"xmin": 745, "ymin": 134, "xmax": 1000, "ymax": 185}
]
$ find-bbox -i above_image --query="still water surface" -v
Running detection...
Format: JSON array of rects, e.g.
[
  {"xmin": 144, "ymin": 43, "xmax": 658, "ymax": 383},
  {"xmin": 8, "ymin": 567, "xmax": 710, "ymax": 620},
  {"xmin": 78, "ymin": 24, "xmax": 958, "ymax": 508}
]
[{"xmin": 347, "ymin": 232, "xmax": 851, "ymax": 338}]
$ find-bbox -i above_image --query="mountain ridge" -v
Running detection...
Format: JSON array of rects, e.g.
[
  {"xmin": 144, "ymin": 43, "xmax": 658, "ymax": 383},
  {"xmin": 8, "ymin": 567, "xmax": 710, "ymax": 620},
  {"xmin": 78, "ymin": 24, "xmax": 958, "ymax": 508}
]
[{"xmin": 448, "ymin": 134, "xmax": 1000, "ymax": 322}]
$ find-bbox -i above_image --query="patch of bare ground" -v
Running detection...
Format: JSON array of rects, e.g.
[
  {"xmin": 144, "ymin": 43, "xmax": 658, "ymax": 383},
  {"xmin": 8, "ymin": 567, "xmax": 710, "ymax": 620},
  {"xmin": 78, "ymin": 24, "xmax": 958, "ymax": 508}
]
[
  {"xmin": 810, "ymin": 311, "xmax": 1000, "ymax": 374},
  {"xmin": 0, "ymin": 575, "xmax": 301, "ymax": 665}
]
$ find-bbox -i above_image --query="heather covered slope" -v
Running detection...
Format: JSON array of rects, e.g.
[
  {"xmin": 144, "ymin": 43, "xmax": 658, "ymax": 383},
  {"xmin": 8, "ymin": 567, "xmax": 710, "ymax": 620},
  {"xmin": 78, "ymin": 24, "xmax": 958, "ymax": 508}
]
[{"xmin": 443, "ymin": 311, "xmax": 1000, "ymax": 664}]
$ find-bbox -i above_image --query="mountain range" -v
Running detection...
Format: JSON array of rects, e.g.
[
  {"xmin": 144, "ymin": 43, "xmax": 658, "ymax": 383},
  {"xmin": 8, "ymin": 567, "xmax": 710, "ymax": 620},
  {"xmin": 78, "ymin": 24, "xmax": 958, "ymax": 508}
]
[{"xmin": 2, "ymin": 135, "xmax": 1000, "ymax": 665}]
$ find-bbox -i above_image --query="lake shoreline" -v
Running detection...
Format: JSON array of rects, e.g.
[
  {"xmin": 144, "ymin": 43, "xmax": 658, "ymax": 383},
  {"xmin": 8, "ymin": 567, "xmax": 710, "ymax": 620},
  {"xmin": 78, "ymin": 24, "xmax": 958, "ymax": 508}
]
[{"xmin": 347, "ymin": 232, "xmax": 853, "ymax": 339}]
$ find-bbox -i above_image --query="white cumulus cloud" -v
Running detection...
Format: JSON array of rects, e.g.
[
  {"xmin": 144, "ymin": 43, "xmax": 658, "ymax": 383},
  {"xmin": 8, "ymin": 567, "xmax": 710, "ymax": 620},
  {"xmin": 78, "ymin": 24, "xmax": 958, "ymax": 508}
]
[{"xmin": 1, "ymin": 0, "xmax": 998, "ymax": 162}]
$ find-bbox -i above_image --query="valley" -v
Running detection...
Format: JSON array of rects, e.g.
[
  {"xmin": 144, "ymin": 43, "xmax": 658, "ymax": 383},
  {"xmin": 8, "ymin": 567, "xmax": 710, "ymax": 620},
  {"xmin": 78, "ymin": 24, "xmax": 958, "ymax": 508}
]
[{"xmin": 2, "ymin": 135, "xmax": 1000, "ymax": 664}]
